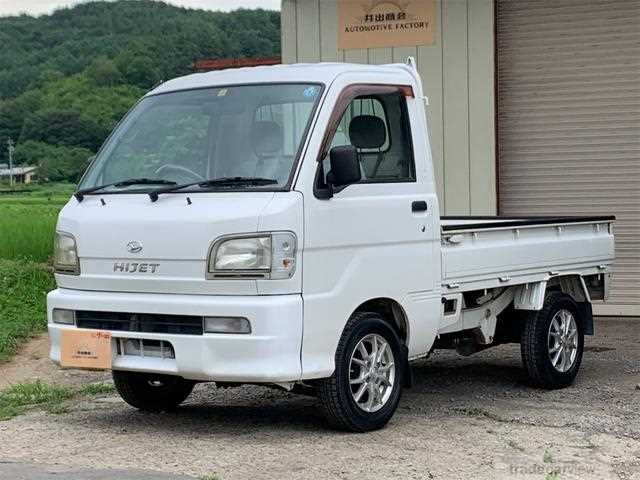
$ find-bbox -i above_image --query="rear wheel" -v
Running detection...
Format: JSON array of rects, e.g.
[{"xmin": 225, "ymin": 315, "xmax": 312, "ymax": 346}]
[
  {"xmin": 318, "ymin": 312, "xmax": 404, "ymax": 432},
  {"xmin": 112, "ymin": 371, "xmax": 195, "ymax": 412},
  {"xmin": 521, "ymin": 292, "xmax": 584, "ymax": 389}
]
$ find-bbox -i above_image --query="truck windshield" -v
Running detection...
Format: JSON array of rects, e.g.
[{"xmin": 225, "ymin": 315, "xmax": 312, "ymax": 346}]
[{"xmin": 78, "ymin": 83, "xmax": 323, "ymax": 193}]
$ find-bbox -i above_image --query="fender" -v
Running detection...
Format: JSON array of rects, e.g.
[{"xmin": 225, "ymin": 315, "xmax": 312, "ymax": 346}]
[{"xmin": 514, "ymin": 274, "xmax": 594, "ymax": 335}]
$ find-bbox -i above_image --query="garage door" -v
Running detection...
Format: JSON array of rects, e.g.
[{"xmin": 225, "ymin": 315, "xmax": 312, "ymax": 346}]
[{"xmin": 496, "ymin": 0, "xmax": 640, "ymax": 315}]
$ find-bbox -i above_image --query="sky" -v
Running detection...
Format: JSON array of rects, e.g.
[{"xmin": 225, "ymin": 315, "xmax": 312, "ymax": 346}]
[{"xmin": 0, "ymin": 0, "xmax": 280, "ymax": 17}]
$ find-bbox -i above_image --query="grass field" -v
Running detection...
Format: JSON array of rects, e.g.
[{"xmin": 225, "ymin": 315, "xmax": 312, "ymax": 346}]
[
  {"xmin": 0, "ymin": 183, "xmax": 74, "ymax": 361},
  {"xmin": 0, "ymin": 183, "xmax": 121, "ymax": 413},
  {"xmin": 0, "ymin": 260, "xmax": 55, "ymax": 362},
  {"xmin": 0, "ymin": 184, "xmax": 74, "ymax": 262}
]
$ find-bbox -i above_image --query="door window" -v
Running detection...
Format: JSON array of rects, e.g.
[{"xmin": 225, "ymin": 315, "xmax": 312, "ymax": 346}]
[{"xmin": 322, "ymin": 91, "xmax": 415, "ymax": 184}]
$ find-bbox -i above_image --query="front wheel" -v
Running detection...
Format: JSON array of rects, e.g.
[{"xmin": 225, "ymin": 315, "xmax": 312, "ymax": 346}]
[
  {"xmin": 318, "ymin": 312, "xmax": 404, "ymax": 432},
  {"xmin": 113, "ymin": 371, "xmax": 195, "ymax": 412},
  {"xmin": 521, "ymin": 292, "xmax": 585, "ymax": 389}
]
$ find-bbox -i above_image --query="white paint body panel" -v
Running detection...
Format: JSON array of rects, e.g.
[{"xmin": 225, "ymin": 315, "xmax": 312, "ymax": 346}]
[
  {"xmin": 441, "ymin": 220, "xmax": 615, "ymax": 291},
  {"xmin": 294, "ymin": 69, "xmax": 442, "ymax": 377},
  {"xmin": 47, "ymin": 63, "xmax": 615, "ymax": 384},
  {"xmin": 55, "ymin": 191, "xmax": 303, "ymax": 296},
  {"xmin": 48, "ymin": 288, "xmax": 303, "ymax": 382}
]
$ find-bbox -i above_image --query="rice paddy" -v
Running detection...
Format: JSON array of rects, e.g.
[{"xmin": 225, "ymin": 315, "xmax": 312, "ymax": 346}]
[
  {"xmin": 0, "ymin": 184, "xmax": 73, "ymax": 262},
  {"xmin": 0, "ymin": 184, "xmax": 74, "ymax": 361}
]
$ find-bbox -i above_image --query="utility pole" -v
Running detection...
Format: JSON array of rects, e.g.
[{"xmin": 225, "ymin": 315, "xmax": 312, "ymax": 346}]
[{"xmin": 7, "ymin": 138, "xmax": 14, "ymax": 187}]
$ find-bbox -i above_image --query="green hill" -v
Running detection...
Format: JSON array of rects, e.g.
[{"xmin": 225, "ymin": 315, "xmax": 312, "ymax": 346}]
[{"xmin": 0, "ymin": 1, "xmax": 280, "ymax": 181}]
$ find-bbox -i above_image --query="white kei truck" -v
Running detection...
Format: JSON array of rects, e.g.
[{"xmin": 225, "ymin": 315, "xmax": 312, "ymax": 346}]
[{"xmin": 48, "ymin": 60, "xmax": 615, "ymax": 432}]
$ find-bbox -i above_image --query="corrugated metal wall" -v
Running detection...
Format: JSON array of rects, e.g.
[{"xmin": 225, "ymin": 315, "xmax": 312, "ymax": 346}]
[
  {"xmin": 281, "ymin": 0, "xmax": 497, "ymax": 215},
  {"xmin": 497, "ymin": 0, "xmax": 640, "ymax": 314}
]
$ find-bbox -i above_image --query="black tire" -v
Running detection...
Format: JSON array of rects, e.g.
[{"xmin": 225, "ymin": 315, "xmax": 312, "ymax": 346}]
[
  {"xmin": 521, "ymin": 292, "xmax": 585, "ymax": 389},
  {"xmin": 318, "ymin": 312, "xmax": 404, "ymax": 432},
  {"xmin": 112, "ymin": 371, "xmax": 195, "ymax": 412}
]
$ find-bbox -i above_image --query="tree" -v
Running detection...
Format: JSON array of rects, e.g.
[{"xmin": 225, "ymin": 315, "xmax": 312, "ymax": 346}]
[
  {"xmin": 0, "ymin": 66, "xmax": 39, "ymax": 99},
  {"xmin": 0, "ymin": 1, "xmax": 280, "ymax": 100},
  {"xmin": 20, "ymin": 109, "xmax": 107, "ymax": 151},
  {"xmin": 117, "ymin": 55, "xmax": 161, "ymax": 89},
  {"xmin": 13, "ymin": 140, "xmax": 93, "ymax": 182},
  {"xmin": 0, "ymin": 92, "xmax": 44, "ymax": 162},
  {"xmin": 30, "ymin": 69, "xmax": 65, "ymax": 89},
  {"xmin": 86, "ymin": 57, "xmax": 123, "ymax": 87},
  {"xmin": 0, "ymin": 0, "xmax": 281, "ymax": 181}
]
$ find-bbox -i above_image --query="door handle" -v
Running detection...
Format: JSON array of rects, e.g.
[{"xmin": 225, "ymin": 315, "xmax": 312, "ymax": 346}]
[{"xmin": 412, "ymin": 201, "xmax": 428, "ymax": 212}]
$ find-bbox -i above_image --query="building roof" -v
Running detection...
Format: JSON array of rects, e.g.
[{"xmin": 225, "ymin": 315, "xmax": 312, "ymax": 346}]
[
  {"xmin": 193, "ymin": 56, "xmax": 281, "ymax": 72},
  {"xmin": 0, "ymin": 166, "xmax": 38, "ymax": 177},
  {"xmin": 149, "ymin": 62, "xmax": 418, "ymax": 96}
]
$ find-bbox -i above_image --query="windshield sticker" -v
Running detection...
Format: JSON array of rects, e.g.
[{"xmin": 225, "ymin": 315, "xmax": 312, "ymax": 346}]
[
  {"xmin": 303, "ymin": 86, "xmax": 319, "ymax": 98},
  {"xmin": 217, "ymin": 88, "xmax": 228, "ymax": 97}
]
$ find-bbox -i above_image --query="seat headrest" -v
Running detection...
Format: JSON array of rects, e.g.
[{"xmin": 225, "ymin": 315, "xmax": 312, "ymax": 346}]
[
  {"xmin": 251, "ymin": 121, "xmax": 283, "ymax": 157},
  {"xmin": 348, "ymin": 115, "xmax": 386, "ymax": 149}
]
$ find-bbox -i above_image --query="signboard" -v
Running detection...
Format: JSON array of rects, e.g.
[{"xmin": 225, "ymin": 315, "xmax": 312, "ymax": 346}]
[
  {"xmin": 60, "ymin": 329, "xmax": 112, "ymax": 370},
  {"xmin": 338, "ymin": 0, "xmax": 435, "ymax": 50}
]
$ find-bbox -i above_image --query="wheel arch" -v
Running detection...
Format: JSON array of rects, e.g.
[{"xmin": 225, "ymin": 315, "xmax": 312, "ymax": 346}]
[
  {"xmin": 514, "ymin": 274, "xmax": 594, "ymax": 335},
  {"xmin": 351, "ymin": 297, "xmax": 410, "ymax": 346},
  {"xmin": 547, "ymin": 274, "xmax": 590, "ymax": 303},
  {"xmin": 514, "ymin": 274, "xmax": 591, "ymax": 310}
]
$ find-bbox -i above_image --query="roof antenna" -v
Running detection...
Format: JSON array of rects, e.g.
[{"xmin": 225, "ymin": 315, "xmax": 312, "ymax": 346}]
[
  {"xmin": 100, "ymin": 198, "xmax": 106, "ymax": 206},
  {"xmin": 405, "ymin": 56, "xmax": 417, "ymax": 70},
  {"xmin": 186, "ymin": 197, "xmax": 192, "ymax": 205}
]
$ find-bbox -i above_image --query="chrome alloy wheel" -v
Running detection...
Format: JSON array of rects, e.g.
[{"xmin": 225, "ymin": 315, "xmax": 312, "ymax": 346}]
[
  {"xmin": 548, "ymin": 309, "xmax": 579, "ymax": 373},
  {"xmin": 348, "ymin": 333, "xmax": 396, "ymax": 413}
]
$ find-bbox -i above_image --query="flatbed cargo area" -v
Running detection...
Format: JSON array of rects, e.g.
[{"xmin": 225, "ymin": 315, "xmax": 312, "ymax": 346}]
[
  {"xmin": 441, "ymin": 215, "xmax": 617, "ymax": 231},
  {"xmin": 440, "ymin": 216, "xmax": 615, "ymax": 292}
]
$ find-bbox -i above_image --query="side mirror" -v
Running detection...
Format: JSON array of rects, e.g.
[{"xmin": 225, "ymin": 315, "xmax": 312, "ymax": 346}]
[{"xmin": 327, "ymin": 145, "xmax": 361, "ymax": 188}]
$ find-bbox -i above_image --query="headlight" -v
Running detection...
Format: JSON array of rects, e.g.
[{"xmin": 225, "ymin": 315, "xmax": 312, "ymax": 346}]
[
  {"xmin": 54, "ymin": 231, "xmax": 80, "ymax": 275},
  {"xmin": 207, "ymin": 232, "xmax": 296, "ymax": 279},
  {"xmin": 214, "ymin": 236, "xmax": 271, "ymax": 271}
]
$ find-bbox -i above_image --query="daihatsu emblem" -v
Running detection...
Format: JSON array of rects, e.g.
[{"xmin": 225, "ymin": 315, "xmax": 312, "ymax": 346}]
[{"xmin": 126, "ymin": 241, "xmax": 143, "ymax": 254}]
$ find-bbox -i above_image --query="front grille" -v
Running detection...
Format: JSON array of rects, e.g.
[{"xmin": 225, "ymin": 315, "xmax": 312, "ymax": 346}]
[{"xmin": 76, "ymin": 311, "xmax": 203, "ymax": 335}]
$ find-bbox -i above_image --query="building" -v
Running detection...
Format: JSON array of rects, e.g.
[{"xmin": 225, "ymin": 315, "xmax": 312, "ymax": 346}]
[
  {"xmin": 0, "ymin": 165, "xmax": 37, "ymax": 184},
  {"xmin": 193, "ymin": 56, "xmax": 281, "ymax": 72},
  {"xmin": 281, "ymin": 0, "xmax": 639, "ymax": 315}
]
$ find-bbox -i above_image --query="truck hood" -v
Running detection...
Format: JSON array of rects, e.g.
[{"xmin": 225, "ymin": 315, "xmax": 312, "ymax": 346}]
[{"xmin": 55, "ymin": 192, "xmax": 303, "ymax": 295}]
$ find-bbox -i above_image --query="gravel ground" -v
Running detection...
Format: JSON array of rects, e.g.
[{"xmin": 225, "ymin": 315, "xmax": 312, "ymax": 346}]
[{"xmin": 0, "ymin": 317, "xmax": 638, "ymax": 480}]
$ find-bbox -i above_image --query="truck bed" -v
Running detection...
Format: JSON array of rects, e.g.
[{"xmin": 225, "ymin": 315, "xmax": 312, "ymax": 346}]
[{"xmin": 440, "ymin": 216, "xmax": 615, "ymax": 292}]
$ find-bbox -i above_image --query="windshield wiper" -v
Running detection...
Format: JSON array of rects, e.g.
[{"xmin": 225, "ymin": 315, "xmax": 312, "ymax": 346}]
[
  {"xmin": 148, "ymin": 177, "xmax": 278, "ymax": 202},
  {"xmin": 74, "ymin": 178, "xmax": 178, "ymax": 202}
]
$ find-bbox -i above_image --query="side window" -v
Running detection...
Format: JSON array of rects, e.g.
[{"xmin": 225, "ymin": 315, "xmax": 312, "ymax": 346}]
[
  {"xmin": 323, "ymin": 91, "xmax": 415, "ymax": 183},
  {"xmin": 330, "ymin": 98, "xmax": 390, "ymax": 153}
]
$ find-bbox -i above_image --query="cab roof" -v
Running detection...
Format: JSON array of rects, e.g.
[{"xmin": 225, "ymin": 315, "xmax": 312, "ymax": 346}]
[{"xmin": 148, "ymin": 62, "xmax": 417, "ymax": 96}]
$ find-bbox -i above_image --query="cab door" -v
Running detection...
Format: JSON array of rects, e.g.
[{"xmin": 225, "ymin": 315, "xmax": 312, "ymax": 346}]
[{"xmin": 297, "ymin": 80, "xmax": 442, "ymax": 378}]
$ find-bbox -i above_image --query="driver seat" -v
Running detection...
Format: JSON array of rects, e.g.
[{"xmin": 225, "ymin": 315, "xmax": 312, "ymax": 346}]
[{"xmin": 348, "ymin": 115, "xmax": 387, "ymax": 178}]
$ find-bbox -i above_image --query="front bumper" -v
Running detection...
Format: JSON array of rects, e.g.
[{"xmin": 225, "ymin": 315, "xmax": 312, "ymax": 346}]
[{"xmin": 47, "ymin": 288, "xmax": 303, "ymax": 383}]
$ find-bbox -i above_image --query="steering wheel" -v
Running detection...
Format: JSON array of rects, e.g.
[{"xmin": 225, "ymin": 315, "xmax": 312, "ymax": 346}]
[{"xmin": 154, "ymin": 164, "xmax": 204, "ymax": 182}]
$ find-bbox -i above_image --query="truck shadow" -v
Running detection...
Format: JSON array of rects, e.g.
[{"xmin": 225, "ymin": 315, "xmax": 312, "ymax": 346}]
[
  {"xmin": 409, "ymin": 349, "xmax": 529, "ymax": 392},
  {"xmin": 71, "ymin": 350, "xmax": 538, "ymax": 434},
  {"xmin": 58, "ymin": 321, "xmax": 632, "ymax": 435},
  {"xmin": 76, "ymin": 391, "xmax": 328, "ymax": 434}
]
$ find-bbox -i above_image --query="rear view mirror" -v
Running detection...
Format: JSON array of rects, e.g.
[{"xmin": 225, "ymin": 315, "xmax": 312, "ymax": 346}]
[{"xmin": 327, "ymin": 145, "xmax": 361, "ymax": 188}]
